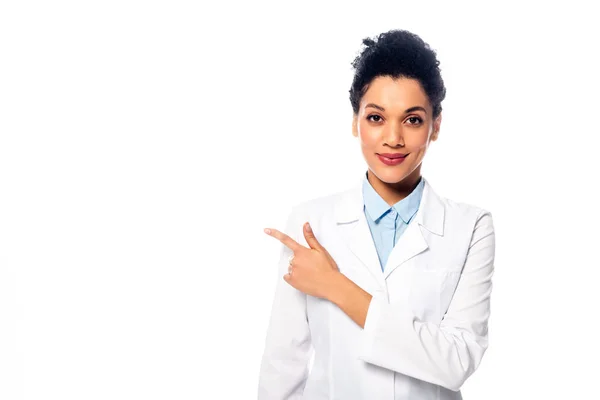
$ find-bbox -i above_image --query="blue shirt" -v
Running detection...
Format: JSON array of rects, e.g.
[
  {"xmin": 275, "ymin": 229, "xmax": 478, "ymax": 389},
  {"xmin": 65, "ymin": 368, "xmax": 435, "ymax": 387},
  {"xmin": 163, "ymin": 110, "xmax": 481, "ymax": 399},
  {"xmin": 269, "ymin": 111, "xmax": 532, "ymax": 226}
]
[{"xmin": 362, "ymin": 172, "xmax": 425, "ymax": 271}]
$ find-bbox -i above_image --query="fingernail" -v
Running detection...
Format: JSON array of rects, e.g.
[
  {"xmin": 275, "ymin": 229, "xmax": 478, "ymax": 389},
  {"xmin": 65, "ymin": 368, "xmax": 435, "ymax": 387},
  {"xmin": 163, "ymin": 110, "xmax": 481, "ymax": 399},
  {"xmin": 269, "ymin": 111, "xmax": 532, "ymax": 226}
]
[
  {"xmin": 264, "ymin": 228, "xmax": 271, "ymax": 234},
  {"xmin": 305, "ymin": 222, "xmax": 311, "ymax": 232}
]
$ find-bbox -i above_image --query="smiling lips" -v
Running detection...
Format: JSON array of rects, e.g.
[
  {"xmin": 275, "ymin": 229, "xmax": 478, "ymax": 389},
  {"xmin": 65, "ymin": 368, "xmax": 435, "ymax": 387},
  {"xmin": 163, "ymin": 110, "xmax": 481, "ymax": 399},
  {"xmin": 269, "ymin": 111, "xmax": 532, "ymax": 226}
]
[
  {"xmin": 378, "ymin": 153, "xmax": 407, "ymax": 159},
  {"xmin": 377, "ymin": 153, "xmax": 408, "ymax": 166}
]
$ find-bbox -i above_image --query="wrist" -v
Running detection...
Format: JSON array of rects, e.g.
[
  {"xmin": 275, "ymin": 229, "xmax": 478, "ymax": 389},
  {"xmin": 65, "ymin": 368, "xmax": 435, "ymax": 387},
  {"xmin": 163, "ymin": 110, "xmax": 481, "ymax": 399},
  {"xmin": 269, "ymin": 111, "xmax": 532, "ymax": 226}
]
[{"xmin": 327, "ymin": 271, "xmax": 351, "ymax": 306}]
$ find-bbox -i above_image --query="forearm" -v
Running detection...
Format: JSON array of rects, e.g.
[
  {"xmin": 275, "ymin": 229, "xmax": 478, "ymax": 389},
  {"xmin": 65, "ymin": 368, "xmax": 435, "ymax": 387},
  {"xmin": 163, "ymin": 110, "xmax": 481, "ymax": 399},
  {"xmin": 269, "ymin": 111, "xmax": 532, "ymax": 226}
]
[{"xmin": 328, "ymin": 273, "xmax": 373, "ymax": 329}]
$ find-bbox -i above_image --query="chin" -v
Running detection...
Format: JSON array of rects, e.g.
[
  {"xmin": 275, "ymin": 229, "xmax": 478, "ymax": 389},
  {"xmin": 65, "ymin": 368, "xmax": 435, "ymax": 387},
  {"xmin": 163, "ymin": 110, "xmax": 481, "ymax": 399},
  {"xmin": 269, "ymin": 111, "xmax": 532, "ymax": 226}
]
[{"xmin": 369, "ymin": 165, "xmax": 411, "ymax": 184}]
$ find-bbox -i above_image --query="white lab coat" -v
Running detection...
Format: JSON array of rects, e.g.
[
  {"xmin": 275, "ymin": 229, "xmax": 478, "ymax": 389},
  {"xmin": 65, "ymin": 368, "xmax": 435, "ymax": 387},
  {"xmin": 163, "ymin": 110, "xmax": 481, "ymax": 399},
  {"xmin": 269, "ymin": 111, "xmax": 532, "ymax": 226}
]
[{"xmin": 258, "ymin": 175, "xmax": 495, "ymax": 399}]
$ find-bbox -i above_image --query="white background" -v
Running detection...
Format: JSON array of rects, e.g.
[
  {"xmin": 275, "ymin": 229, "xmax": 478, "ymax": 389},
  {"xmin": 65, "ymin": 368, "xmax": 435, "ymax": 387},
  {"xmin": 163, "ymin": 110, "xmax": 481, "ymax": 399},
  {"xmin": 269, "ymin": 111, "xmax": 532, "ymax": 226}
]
[{"xmin": 1, "ymin": 1, "xmax": 599, "ymax": 399}]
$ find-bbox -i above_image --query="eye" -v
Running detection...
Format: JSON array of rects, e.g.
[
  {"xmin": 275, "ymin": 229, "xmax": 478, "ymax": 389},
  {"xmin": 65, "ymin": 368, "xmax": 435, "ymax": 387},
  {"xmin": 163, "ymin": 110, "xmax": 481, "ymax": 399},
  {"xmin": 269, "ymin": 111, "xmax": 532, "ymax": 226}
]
[
  {"xmin": 367, "ymin": 114, "xmax": 383, "ymax": 123},
  {"xmin": 406, "ymin": 116, "xmax": 423, "ymax": 125}
]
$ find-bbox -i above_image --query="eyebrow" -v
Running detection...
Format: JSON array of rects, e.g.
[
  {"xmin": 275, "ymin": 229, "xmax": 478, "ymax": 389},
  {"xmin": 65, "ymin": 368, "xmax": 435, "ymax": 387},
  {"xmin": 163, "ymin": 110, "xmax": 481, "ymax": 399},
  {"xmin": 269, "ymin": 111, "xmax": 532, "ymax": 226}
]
[{"xmin": 365, "ymin": 103, "xmax": 428, "ymax": 114}]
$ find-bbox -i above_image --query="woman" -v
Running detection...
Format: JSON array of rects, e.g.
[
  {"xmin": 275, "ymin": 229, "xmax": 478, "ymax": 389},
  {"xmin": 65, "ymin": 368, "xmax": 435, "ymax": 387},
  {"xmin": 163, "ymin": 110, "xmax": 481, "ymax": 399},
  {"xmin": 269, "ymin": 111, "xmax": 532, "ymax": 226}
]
[{"xmin": 258, "ymin": 29, "xmax": 495, "ymax": 400}]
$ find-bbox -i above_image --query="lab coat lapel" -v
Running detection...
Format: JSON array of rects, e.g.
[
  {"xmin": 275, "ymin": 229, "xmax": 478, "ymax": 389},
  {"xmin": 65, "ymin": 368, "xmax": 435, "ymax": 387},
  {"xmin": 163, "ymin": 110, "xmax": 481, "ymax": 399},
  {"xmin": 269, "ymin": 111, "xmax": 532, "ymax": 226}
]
[
  {"xmin": 382, "ymin": 215, "xmax": 428, "ymax": 278},
  {"xmin": 334, "ymin": 178, "xmax": 387, "ymax": 290},
  {"xmin": 383, "ymin": 177, "xmax": 445, "ymax": 278},
  {"xmin": 344, "ymin": 211, "xmax": 388, "ymax": 290},
  {"xmin": 334, "ymin": 176, "xmax": 445, "ymax": 288}
]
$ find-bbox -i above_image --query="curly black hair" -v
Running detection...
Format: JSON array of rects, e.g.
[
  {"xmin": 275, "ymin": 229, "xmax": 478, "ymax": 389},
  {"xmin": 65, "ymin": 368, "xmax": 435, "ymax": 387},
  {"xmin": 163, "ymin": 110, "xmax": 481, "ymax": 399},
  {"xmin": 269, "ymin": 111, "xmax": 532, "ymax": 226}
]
[{"xmin": 349, "ymin": 29, "xmax": 446, "ymax": 119}]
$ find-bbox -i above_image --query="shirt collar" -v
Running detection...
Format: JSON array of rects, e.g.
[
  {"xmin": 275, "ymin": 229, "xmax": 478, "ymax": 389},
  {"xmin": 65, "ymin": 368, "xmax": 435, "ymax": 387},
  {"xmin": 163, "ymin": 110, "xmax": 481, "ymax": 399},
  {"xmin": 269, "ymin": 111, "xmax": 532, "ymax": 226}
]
[{"xmin": 362, "ymin": 171, "xmax": 425, "ymax": 224}]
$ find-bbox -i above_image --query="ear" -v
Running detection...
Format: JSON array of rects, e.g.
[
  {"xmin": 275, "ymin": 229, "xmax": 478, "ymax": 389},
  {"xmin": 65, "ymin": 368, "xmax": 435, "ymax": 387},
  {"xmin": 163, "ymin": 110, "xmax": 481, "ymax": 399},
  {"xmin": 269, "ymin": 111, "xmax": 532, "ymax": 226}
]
[
  {"xmin": 431, "ymin": 113, "xmax": 442, "ymax": 141},
  {"xmin": 352, "ymin": 114, "xmax": 358, "ymax": 138}
]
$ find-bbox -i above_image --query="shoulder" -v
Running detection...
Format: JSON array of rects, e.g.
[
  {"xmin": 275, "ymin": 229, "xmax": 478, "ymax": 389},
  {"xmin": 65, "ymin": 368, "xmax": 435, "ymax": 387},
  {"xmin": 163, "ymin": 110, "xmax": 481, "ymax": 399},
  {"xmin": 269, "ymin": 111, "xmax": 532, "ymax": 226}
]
[
  {"xmin": 433, "ymin": 189, "xmax": 495, "ymax": 237},
  {"xmin": 425, "ymin": 184, "xmax": 495, "ymax": 263},
  {"xmin": 281, "ymin": 189, "xmax": 347, "ymax": 242},
  {"xmin": 443, "ymin": 195, "xmax": 491, "ymax": 220},
  {"xmin": 422, "ymin": 177, "xmax": 489, "ymax": 217}
]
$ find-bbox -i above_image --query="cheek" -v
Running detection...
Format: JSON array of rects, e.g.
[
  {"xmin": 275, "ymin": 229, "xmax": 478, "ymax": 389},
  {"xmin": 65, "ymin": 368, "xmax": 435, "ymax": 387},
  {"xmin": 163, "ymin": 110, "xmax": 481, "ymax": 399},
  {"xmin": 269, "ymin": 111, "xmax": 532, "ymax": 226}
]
[
  {"xmin": 357, "ymin": 122, "xmax": 379, "ymax": 148},
  {"xmin": 405, "ymin": 132, "xmax": 430, "ymax": 149}
]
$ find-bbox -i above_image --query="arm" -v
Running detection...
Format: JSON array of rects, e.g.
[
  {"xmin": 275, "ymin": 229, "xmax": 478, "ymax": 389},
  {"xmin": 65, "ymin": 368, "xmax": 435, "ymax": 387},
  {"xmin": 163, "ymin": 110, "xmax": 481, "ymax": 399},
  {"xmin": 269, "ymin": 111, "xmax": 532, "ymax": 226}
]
[
  {"xmin": 258, "ymin": 208, "xmax": 312, "ymax": 399},
  {"xmin": 330, "ymin": 210, "xmax": 495, "ymax": 391}
]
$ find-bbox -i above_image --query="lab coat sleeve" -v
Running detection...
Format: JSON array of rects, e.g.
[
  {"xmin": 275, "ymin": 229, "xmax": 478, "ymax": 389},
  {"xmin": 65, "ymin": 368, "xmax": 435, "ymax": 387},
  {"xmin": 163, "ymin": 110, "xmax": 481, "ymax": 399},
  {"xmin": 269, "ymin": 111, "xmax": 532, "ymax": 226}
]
[
  {"xmin": 359, "ymin": 210, "xmax": 495, "ymax": 392},
  {"xmin": 258, "ymin": 207, "xmax": 312, "ymax": 400}
]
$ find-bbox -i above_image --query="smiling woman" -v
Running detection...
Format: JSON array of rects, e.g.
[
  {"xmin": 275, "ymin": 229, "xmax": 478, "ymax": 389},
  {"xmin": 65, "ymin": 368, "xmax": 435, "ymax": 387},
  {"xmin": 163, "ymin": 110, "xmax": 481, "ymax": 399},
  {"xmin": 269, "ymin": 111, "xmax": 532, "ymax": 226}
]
[{"xmin": 258, "ymin": 29, "xmax": 495, "ymax": 400}]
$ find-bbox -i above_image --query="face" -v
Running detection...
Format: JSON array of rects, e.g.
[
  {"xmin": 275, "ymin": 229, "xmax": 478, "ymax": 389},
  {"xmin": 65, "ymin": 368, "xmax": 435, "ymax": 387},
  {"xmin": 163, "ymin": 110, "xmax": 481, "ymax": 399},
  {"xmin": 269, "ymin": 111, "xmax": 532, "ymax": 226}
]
[{"xmin": 352, "ymin": 75, "xmax": 441, "ymax": 195}]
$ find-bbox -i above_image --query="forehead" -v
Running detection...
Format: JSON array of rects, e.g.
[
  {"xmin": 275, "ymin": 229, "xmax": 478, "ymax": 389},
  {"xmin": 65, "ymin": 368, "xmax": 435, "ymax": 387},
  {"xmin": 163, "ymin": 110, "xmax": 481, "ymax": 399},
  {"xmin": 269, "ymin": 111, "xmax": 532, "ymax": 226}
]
[{"xmin": 361, "ymin": 76, "xmax": 430, "ymax": 112}]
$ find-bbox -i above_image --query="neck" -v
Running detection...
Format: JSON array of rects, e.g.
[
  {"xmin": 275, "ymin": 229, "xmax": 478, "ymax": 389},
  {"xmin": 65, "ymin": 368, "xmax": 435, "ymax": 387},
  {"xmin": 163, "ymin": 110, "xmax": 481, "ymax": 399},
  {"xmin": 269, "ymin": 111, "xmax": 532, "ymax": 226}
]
[{"xmin": 367, "ymin": 168, "xmax": 422, "ymax": 206}]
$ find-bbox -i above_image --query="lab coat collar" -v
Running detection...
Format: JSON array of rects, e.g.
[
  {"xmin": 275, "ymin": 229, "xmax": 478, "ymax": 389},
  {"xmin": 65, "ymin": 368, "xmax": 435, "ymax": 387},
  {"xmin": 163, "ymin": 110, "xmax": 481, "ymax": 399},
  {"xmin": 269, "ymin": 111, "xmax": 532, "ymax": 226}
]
[
  {"xmin": 334, "ymin": 173, "xmax": 445, "ymax": 236},
  {"xmin": 362, "ymin": 173, "xmax": 425, "ymax": 225},
  {"xmin": 333, "ymin": 173, "xmax": 445, "ymax": 285}
]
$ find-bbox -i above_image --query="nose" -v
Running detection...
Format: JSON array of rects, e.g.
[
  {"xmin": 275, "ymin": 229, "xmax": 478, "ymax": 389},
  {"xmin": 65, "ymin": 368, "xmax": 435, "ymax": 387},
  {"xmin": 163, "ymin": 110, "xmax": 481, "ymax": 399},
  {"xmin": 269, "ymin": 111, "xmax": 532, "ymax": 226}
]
[{"xmin": 383, "ymin": 122, "xmax": 405, "ymax": 147}]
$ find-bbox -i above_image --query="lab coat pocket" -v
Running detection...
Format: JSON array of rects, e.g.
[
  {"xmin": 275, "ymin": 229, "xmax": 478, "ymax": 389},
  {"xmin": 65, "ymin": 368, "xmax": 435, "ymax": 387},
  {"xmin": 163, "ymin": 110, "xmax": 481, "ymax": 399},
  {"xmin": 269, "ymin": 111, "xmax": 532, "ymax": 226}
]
[{"xmin": 408, "ymin": 268, "xmax": 461, "ymax": 323}]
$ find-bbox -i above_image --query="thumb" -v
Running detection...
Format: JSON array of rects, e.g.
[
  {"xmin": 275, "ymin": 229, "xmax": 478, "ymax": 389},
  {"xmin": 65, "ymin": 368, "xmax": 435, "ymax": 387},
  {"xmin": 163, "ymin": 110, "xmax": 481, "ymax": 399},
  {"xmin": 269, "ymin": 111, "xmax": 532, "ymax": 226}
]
[{"xmin": 303, "ymin": 222, "xmax": 322, "ymax": 250}]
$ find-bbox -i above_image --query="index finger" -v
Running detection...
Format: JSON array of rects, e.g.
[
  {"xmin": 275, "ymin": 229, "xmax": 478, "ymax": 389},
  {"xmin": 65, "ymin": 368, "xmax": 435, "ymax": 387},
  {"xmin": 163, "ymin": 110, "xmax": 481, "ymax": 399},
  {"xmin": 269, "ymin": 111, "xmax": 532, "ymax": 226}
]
[{"xmin": 264, "ymin": 228, "xmax": 303, "ymax": 252}]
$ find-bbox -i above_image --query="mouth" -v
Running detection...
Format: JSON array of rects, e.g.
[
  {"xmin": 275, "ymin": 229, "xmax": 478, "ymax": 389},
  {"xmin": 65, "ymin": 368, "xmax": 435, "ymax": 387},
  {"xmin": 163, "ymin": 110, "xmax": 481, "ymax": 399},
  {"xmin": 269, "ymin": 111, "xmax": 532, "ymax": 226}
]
[
  {"xmin": 376, "ymin": 153, "xmax": 408, "ymax": 166},
  {"xmin": 377, "ymin": 153, "xmax": 408, "ymax": 159}
]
